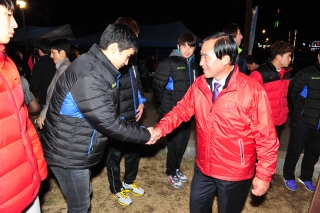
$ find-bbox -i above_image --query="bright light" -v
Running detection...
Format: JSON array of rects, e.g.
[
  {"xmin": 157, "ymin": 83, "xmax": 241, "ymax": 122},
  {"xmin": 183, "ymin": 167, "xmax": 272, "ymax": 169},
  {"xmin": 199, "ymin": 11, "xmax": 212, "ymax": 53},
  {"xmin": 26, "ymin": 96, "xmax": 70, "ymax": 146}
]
[
  {"xmin": 262, "ymin": 30, "xmax": 266, "ymax": 34},
  {"xmin": 17, "ymin": 0, "xmax": 26, "ymax": 9},
  {"xmin": 265, "ymin": 38, "xmax": 269, "ymax": 42}
]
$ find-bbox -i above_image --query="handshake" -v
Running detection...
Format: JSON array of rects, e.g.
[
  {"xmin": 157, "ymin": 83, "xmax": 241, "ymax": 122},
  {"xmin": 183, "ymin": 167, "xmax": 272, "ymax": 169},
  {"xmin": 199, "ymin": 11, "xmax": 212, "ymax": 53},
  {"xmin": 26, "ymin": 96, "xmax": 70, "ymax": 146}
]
[{"xmin": 146, "ymin": 127, "xmax": 162, "ymax": 145}]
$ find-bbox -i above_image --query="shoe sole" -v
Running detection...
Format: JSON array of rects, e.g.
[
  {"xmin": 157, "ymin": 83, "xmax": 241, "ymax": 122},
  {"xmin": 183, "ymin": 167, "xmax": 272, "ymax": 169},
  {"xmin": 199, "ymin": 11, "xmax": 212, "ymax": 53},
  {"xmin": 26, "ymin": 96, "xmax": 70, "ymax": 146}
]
[
  {"xmin": 112, "ymin": 194, "xmax": 132, "ymax": 206},
  {"xmin": 166, "ymin": 177, "xmax": 183, "ymax": 189},
  {"xmin": 124, "ymin": 189, "xmax": 145, "ymax": 196},
  {"xmin": 284, "ymin": 179, "xmax": 297, "ymax": 191},
  {"xmin": 298, "ymin": 178, "xmax": 315, "ymax": 192}
]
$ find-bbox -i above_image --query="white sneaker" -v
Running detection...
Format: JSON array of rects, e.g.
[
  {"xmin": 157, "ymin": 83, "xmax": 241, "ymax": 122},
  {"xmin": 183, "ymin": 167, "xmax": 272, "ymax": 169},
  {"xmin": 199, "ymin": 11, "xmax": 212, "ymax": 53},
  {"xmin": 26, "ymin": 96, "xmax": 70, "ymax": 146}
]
[
  {"xmin": 113, "ymin": 188, "xmax": 132, "ymax": 206},
  {"xmin": 166, "ymin": 174, "xmax": 183, "ymax": 189},
  {"xmin": 176, "ymin": 169, "xmax": 188, "ymax": 182},
  {"xmin": 122, "ymin": 181, "xmax": 145, "ymax": 196}
]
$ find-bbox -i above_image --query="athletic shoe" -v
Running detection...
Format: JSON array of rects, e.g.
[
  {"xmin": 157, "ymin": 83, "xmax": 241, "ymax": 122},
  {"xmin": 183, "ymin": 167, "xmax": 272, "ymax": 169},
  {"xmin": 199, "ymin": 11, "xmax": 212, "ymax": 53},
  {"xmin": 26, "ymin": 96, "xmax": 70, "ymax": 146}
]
[
  {"xmin": 298, "ymin": 178, "xmax": 316, "ymax": 192},
  {"xmin": 166, "ymin": 174, "xmax": 182, "ymax": 189},
  {"xmin": 176, "ymin": 169, "xmax": 188, "ymax": 183},
  {"xmin": 113, "ymin": 188, "xmax": 132, "ymax": 206},
  {"xmin": 285, "ymin": 179, "xmax": 297, "ymax": 191},
  {"xmin": 122, "ymin": 181, "xmax": 145, "ymax": 196}
]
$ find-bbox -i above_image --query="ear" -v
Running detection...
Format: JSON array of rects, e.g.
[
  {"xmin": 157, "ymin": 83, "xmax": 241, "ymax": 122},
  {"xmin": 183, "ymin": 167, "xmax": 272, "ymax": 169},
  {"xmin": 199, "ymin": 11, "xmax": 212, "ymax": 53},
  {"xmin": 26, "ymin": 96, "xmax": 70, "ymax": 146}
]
[
  {"xmin": 222, "ymin": 55, "xmax": 230, "ymax": 66},
  {"xmin": 60, "ymin": 50, "xmax": 66, "ymax": 58},
  {"xmin": 276, "ymin": 54, "xmax": 282, "ymax": 61},
  {"xmin": 110, "ymin": 43, "xmax": 118, "ymax": 54}
]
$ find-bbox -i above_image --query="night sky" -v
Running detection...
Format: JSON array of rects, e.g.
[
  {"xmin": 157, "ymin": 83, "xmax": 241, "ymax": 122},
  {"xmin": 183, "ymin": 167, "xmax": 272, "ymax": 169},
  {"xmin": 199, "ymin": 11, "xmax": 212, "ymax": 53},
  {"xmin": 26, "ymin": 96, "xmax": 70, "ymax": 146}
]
[{"xmin": 13, "ymin": 0, "xmax": 320, "ymax": 43}]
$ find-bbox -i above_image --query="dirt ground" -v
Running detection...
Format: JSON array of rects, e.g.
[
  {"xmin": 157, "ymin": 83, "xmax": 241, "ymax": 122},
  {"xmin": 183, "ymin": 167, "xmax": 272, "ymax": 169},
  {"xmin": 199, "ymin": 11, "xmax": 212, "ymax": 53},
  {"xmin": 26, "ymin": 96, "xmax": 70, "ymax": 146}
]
[{"xmin": 39, "ymin": 149, "xmax": 316, "ymax": 213}]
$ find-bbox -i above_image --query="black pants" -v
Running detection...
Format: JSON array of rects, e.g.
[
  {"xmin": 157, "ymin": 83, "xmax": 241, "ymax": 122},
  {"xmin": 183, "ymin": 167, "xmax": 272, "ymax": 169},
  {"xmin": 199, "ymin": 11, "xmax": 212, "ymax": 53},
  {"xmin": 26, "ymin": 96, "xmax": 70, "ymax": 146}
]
[
  {"xmin": 105, "ymin": 140, "xmax": 143, "ymax": 194},
  {"xmin": 190, "ymin": 165, "xmax": 252, "ymax": 213},
  {"xmin": 140, "ymin": 77, "xmax": 149, "ymax": 92},
  {"xmin": 166, "ymin": 118, "xmax": 194, "ymax": 175},
  {"xmin": 283, "ymin": 122, "xmax": 320, "ymax": 180}
]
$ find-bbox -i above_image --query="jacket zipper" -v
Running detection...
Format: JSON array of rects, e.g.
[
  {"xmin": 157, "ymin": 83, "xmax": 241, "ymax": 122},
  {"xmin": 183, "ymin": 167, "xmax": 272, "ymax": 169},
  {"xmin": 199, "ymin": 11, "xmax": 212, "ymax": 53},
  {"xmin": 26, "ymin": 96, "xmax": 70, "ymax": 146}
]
[{"xmin": 239, "ymin": 139, "xmax": 245, "ymax": 165}]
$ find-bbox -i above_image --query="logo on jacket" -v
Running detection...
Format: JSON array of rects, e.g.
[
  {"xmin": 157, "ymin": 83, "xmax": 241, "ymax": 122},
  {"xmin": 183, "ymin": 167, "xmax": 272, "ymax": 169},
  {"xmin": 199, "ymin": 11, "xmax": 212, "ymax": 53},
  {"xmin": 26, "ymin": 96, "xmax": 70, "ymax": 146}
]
[{"xmin": 177, "ymin": 67, "xmax": 186, "ymax": 70}]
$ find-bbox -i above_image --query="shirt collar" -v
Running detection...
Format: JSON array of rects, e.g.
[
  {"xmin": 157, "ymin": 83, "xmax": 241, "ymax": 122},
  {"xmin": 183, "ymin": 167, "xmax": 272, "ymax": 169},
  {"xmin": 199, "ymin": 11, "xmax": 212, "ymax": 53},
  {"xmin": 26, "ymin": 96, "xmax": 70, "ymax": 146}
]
[{"xmin": 55, "ymin": 58, "xmax": 67, "ymax": 69}]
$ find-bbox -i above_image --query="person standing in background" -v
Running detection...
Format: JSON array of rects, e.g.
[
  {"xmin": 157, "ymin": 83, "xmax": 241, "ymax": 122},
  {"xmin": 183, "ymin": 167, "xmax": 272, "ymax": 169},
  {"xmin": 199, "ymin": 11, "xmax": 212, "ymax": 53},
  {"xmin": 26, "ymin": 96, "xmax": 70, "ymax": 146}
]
[
  {"xmin": 223, "ymin": 23, "xmax": 247, "ymax": 74},
  {"xmin": 29, "ymin": 38, "xmax": 56, "ymax": 110},
  {"xmin": 283, "ymin": 49, "xmax": 320, "ymax": 192},
  {"xmin": 35, "ymin": 38, "xmax": 71, "ymax": 129},
  {"xmin": 152, "ymin": 33, "xmax": 201, "ymax": 189},
  {"xmin": 249, "ymin": 40, "xmax": 294, "ymax": 140}
]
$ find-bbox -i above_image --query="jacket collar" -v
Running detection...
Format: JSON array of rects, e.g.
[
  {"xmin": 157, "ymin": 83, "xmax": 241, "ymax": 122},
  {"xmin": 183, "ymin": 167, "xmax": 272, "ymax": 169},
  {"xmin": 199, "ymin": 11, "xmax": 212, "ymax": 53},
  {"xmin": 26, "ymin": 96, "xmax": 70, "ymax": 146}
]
[
  {"xmin": 199, "ymin": 64, "xmax": 240, "ymax": 100},
  {"xmin": 87, "ymin": 44, "xmax": 120, "ymax": 79}
]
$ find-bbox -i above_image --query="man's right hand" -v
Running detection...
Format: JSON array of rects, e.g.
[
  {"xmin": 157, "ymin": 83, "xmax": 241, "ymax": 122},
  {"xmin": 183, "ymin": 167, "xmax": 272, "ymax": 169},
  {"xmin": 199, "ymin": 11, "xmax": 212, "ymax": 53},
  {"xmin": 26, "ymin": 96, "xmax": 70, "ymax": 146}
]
[
  {"xmin": 146, "ymin": 127, "xmax": 162, "ymax": 145},
  {"xmin": 36, "ymin": 116, "xmax": 45, "ymax": 129}
]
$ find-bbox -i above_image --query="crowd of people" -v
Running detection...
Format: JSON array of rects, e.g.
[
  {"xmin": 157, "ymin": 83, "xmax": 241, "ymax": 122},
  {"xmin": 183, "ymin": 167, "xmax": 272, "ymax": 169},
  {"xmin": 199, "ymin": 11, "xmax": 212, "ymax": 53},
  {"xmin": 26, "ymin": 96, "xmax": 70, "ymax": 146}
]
[{"xmin": 1, "ymin": 0, "xmax": 319, "ymax": 212}]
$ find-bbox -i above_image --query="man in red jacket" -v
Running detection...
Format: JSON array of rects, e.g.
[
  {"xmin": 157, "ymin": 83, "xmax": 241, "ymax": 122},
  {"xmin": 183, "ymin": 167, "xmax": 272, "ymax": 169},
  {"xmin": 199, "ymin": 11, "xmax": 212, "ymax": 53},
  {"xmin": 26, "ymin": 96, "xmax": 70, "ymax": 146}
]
[
  {"xmin": 0, "ymin": 1, "xmax": 48, "ymax": 212},
  {"xmin": 149, "ymin": 32, "xmax": 279, "ymax": 212},
  {"xmin": 249, "ymin": 40, "xmax": 294, "ymax": 140}
]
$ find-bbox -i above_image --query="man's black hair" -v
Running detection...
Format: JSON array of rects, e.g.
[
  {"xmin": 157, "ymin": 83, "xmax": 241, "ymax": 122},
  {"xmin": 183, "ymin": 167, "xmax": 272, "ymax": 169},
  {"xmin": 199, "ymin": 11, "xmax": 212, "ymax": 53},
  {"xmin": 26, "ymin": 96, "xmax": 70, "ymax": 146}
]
[
  {"xmin": 99, "ymin": 23, "xmax": 139, "ymax": 54},
  {"xmin": 223, "ymin": 23, "xmax": 241, "ymax": 38},
  {"xmin": 50, "ymin": 38, "xmax": 71, "ymax": 58},
  {"xmin": 203, "ymin": 32, "xmax": 238, "ymax": 65},
  {"xmin": 178, "ymin": 33, "xmax": 197, "ymax": 47},
  {"xmin": 0, "ymin": 0, "xmax": 15, "ymax": 11},
  {"xmin": 35, "ymin": 38, "xmax": 51, "ymax": 55}
]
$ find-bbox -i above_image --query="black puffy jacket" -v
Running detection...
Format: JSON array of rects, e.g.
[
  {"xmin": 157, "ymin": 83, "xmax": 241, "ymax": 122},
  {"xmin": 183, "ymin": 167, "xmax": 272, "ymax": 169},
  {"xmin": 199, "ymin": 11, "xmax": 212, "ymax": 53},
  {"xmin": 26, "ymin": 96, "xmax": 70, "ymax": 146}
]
[
  {"xmin": 42, "ymin": 44, "xmax": 150, "ymax": 169},
  {"xmin": 152, "ymin": 50, "xmax": 201, "ymax": 117},
  {"xmin": 288, "ymin": 62, "xmax": 320, "ymax": 130},
  {"xmin": 118, "ymin": 57, "xmax": 145, "ymax": 122}
]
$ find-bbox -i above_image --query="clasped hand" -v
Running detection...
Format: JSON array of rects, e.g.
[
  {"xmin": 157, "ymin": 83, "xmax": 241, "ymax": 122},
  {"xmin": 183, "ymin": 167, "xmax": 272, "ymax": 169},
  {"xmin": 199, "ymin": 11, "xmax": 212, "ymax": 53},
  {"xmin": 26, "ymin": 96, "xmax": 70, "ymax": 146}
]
[{"xmin": 146, "ymin": 127, "xmax": 162, "ymax": 145}]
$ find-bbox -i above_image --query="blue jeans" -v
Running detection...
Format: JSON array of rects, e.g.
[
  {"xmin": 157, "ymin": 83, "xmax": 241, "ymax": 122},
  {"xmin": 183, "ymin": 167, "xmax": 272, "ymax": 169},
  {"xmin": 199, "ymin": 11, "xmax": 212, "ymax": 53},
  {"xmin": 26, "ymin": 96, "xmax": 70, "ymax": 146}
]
[{"xmin": 50, "ymin": 167, "xmax": 92, "ymax": 213}]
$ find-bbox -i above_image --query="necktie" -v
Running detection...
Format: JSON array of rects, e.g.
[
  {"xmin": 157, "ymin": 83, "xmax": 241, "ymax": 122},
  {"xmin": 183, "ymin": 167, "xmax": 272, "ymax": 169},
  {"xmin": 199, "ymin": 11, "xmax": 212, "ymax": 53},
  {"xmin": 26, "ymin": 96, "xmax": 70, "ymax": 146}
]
[{"xmin": 212, "ymin": 82, "xmax": 221, "ymax": 102}]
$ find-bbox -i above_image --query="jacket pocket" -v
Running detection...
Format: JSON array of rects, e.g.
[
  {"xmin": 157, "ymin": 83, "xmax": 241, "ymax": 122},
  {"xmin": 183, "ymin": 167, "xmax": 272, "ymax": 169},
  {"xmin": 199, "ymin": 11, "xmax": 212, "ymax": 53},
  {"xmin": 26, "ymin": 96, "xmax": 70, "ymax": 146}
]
[{"xmin": 238, "ymin": 139, "xmax": 245, "ymax": 165}]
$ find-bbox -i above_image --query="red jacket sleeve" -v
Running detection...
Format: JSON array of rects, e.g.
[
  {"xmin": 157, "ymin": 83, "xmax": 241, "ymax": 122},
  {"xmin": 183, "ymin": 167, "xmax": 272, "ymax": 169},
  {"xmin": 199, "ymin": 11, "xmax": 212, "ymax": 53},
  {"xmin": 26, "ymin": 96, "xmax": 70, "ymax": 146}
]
[
  {"xmin": 156, "ymin": 85, "xmax": 195, "ymax": 136},
  {"xmin": 250, "ymin": 90, "xmax": 279, "ymax": 182}
]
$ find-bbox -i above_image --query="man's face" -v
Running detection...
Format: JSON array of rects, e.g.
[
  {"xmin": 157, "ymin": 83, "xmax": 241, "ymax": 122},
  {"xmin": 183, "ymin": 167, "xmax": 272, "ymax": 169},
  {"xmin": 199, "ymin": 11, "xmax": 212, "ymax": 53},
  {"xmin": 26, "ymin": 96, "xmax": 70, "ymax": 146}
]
[
  {"xmin": 199, "ymin": 39, "xmax": 225, "ymax": 79},
  {"xmin": 235, "ymin": 29, "xmax": 243, "ymax": 47},
  {"xmin": 50, "ymin": 48, "xmax": 65, "ymax": 64},
  {"xmin": 247, "ymin": 62, "xmax": 258, "ymax": 72},
  {"xmin": 178, "ymin": 43, "xmax": 195, "ymax": 59},
  {"xmin": 111, "ymin": 46, "xmax": 135, "ymax": 70},
  {"xmin": 0, "ymin": 5, "xmax": 17, "ymax": 44},
  {"xmin": 278, "ymin": 52, "xmax": 292, "ymax": 68}
]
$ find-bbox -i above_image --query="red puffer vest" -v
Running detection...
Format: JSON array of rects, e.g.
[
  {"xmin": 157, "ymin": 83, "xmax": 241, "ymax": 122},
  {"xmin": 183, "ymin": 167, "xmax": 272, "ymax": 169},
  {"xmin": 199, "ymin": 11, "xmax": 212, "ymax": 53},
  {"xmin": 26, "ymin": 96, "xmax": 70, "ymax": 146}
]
[{"xmin": 0, "ymin": 45, "xmax": 48, "ymax": 213}]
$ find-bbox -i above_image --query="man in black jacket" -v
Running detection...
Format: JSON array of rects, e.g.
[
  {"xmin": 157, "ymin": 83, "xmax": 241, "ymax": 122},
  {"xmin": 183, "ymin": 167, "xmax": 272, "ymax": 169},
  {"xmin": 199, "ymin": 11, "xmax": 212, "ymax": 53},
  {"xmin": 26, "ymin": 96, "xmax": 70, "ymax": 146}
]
[
  {"xmin": 152, "ymin": 33, "xmax": 201, "ymax": 189},
  {"xmin": 42, "ymin": 23, "xmax": 153, "ymax": 213},
  {"xmin": 105, "ymin": 17, "xmax": 146, "ymax": 207},
  {"xmin": 29, "ymin": 38, "xmax": 56, "ymax": 110},
  {"xmin": 283, "ymin": 49, "xmax": 320, "ymax": 192}
]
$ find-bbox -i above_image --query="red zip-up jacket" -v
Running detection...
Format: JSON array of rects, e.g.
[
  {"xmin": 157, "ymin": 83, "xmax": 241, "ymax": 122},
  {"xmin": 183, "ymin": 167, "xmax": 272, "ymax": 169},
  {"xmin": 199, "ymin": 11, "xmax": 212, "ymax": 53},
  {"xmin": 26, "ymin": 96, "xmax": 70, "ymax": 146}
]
[
  {"xmin": 156, "ymin": 66, "xmax": 279, "ymax": 182},
  {"xmin": 0, "ymin": 45, "xmax": 48, "ymax": 213},
  {"xmin": 249, "ymin": 60, "xmax": 291, "ymax": 126}
]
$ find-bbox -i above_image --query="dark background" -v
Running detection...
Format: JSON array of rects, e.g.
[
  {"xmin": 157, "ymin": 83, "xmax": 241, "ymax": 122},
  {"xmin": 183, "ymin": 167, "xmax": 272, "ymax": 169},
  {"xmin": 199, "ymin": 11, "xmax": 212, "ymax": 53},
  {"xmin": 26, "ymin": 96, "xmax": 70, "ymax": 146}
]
[
  {"xmin": 12, "ymin": 0, "xmax": 320, "ymax": 73},
  {"xmin": 13, "ymin": 0, "xmax": 320, "ymax": 42}
]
